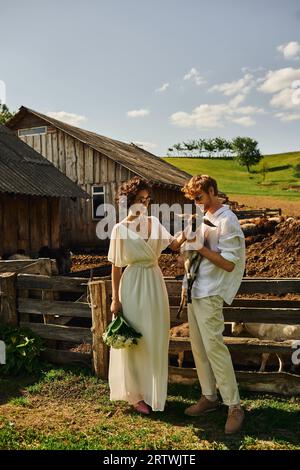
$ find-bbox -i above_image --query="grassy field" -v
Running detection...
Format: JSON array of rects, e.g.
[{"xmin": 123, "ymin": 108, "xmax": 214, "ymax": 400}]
[
  {"xmin": 164, "ymin": 151, "xmax": 300, "ymax": 201},
  {"xmin": 1, "ymin": 366, "xmax": 300, "ymax": 450}
]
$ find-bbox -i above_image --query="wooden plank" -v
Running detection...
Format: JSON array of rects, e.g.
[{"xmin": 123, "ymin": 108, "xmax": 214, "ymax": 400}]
[
  {"xmin": 169, "ymin": 336, "xmax": 297, "ymax": 355},
  {"xmin": 58, "ymin": 131, "xmax": 66, "ymax": 173},
  {"xmin": 165, "ymin": 279, "xmax": 300, "ymax": 296},
  {"xmin": 75, "ymin": 140, "xmax": 84, "ymax": 184},
  {"xmin": 52, "ymin": 132, "xmax": 59, "ymax": 168},
  {"xmin": 231, "ymin": 299, "xmax": 300, "ymax": 308},
  {"xmin": 19, "ymin": 321, "xmax": 92, "ymax": 343},
  {"xmin": 17, "ymin": 273, "xmax": 87, "ymax": 292},
  {"xmin": 88, "ymin": 279, "xmax": 110, "ymax": 379},
  {"xmin": 0, "ymin": 272, "xmax": 17, "ymax": 326},
  {"xmin": 65, "ymin": 134, "xmax": 77, "ymax": 182},
  {"xmin": 84, "ymin": 146, "xmax": 94, "ymax": 183},
  {"xmin": 0, "ymin": 259, "xmax": 52, "ymax": 275},
  {"xmin": 46, "ymin": 133, "xmax": 53, "ymax": 163},
  {"xmin": 33, "ymin": 135, "xmax": 41, "ymax": 154},
  {"xmin": 237, "ymin": 279, "xmax": 300, "ymax": 295},
  {"xmin": 41, "ymin": 348, "xmax": 91, "ymax": 367},
  {"xmin": 170, "ymin": 306, "xmax": 300, "ymax": 325},
  {"xmin": 18, "ymin": 298, "xmax": 91, "ymax": 318},
  {"xmin": 168, "ymin": 367, "xmax": 300, "ymax": 395}
]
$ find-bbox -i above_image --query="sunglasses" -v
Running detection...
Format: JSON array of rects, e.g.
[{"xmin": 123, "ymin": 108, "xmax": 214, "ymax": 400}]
[{"xmin": 135, "ymin": 196, "xmax": 151, "ymax": 204}]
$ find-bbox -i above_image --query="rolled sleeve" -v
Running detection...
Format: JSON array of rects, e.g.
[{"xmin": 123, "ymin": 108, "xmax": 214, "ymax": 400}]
[{"xmin": 217, "ymin": 218, "xmax": 244, "ymax": 265}]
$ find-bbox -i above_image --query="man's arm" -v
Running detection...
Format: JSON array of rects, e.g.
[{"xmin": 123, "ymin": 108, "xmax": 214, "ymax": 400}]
[
  {"xmin": 198, "ymin": 216, "xmax": 243, "ymax": 272},
  {"xmin": 197, "ymin": 246, "xmax": 235, "ymax": 272}
]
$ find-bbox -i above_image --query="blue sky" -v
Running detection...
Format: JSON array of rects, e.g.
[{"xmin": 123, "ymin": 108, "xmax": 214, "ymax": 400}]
[{"xmin": 1, "ymin": 0, "xmax": 300, "ymax": 155}]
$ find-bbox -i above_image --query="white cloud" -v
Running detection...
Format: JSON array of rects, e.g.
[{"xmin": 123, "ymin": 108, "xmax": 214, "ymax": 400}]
[
  {"xmin": 231, "ymin": 116, "xmax": 256, "ymax": 126},
  {"xmin": 155, "ymin": 82, "xmax": 169, "ymax": 92},
  {"xmin": 127, "ymin": 109, "xmax": 150, "ymax": 118},
  {"xmin": 208, "ymin": 73, "xmax": 255, "ymax": 96},
  {"xmin": 229, "ymin": 94, "xmax": 246, "ymax": 108},
  {"xmin": 258, "ymin": 67, "xmax": 300, "ymax": 93},
  {"xmin": 258, "ymin": 67, "xmax": 300, "ymax": 110},
  {"xmin": 170, "ymin": 96, "xmax": 262, "ymax": 130},
  {"xmin": 275, "ymin": 112, "xmax": 300, "ymax": 122},
  {"xmin": 131, "ymin": 141, "xmax": 157, "ymax": 151},
  {"xmin": 46, "ymin": 111, "xmax": 87, "ymax": 126},
  {"xmin": 183, "ymin": 68, "xmax": 206, "ymax": 86},
  {"xmin": 277, "ymin": 41, "xmax": 300, "ymax": 60}
]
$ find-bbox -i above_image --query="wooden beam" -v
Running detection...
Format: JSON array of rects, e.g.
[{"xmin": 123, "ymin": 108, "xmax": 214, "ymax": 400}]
[
  {"xmin": 41, "ymin": 348, "xmax": 91, "ymax": 367},
  {"xmin": 88, "ymin": 279, "xmax": 110, "ymax": 380},
  {"xmin": 17, "ymin": 274, "xmax": 87, "ymax": 292},
  {"xmin": 165, "ymin": 279, "xmax": 300, "ymax": 296},
  {"xmin": 18, "ymin": 298, "xmax": 91, "ymax": 318},
  {"xmin": 0, "ymin": 272, "xmax": 18, "ymax": 326},
  {"xmin": 19, "ymin": 321, "xmax": 92, "ymax": 343},
  {"xmin": 0, "ymin": 259, "xmax": 52, "ymax": 275},
  {"xmin": 168, "ymin": 366, "xmax": 300, "ymax": 395},
  {"xmin": 170, "ymin": 306, "xmax": 300, "ymax": 325},
  {"xmin": 169, "ymin": 336, "xmax": 297, "ymax": 355}
]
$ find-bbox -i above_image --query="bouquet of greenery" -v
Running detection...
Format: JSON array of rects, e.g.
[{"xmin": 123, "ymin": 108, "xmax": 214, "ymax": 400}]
[{"xmin": 102, "ymin": 314, "xmax": 142, "ymax": 349}]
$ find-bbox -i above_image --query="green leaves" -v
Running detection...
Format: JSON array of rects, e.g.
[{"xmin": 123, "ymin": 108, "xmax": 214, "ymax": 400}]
[
  {"xmin": 0, "ymin": 325, "xmax": 45, "ymax": 376},
  {"xmin": 102, "ymin": 314, "xmax": 142, "ymax": 349}
]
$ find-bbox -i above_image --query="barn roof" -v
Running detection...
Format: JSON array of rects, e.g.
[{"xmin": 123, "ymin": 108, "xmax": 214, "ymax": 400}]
[
  {"xmin": 7, "ymin": 106, "xmax": 193, "ymax": 189},
  {"xmin": 0, "ymin": 124, "xmax": 88, "ymax": 198}
]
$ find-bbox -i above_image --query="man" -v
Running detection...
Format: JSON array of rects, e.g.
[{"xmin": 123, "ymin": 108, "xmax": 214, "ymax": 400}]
[{"xmin": 181, "ymin": 175, "xmax": 246, "ymax": 434}]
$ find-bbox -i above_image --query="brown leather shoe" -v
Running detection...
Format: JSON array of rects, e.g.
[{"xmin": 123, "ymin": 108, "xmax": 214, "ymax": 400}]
[
  {"xmin": 225, "ymin": 406, "xmax": 244, "ymax": 434},
  {"xmin": 184, "ymin": 395, "xmax": 220, "ymax": 416}
]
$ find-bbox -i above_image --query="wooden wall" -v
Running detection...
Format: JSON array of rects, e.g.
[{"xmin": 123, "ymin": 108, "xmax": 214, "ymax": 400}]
[
  {"xmin": 14, "ymin": 116, "xmax": 189, "ymax": 249},
  {"xmin": 0, "ymin": 194, "xmax": 60, "ymax": 256}
]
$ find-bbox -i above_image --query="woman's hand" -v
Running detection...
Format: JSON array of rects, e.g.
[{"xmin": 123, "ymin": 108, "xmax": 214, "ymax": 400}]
[{"xmin": 110, "ymin": 298, "xmax": 122, "ymax": 316}]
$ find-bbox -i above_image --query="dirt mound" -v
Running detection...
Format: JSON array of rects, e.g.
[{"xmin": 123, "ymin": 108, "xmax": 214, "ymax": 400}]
[
  {"xmin": 71, "ymin": 218, "xmax": 300, "ymax": 279},
  {"xmin": 246, "ymin": 217, "xmax": 300, "ymax": 277},
  {"xmin": 71, "ymin": 254, "xmax": 109, "ymax": 273}
]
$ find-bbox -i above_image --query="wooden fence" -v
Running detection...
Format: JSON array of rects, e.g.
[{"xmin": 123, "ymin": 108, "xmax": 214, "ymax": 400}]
[
  {"xmin": 0, "ymin": 270, "xmax": 300, "ymax": 395},
  {"xmin": 232, "ymin": 208, "xmax": 282, "ymax": 219}
]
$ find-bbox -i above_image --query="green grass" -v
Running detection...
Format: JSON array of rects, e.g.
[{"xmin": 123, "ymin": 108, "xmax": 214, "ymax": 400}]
[
  {"xmin": 163, "ymin": 151, "xmax": 300, "ymax": 199},
  {"xmin": 1, "ymin": 366, "xmax": 300, "ymax": 450}
]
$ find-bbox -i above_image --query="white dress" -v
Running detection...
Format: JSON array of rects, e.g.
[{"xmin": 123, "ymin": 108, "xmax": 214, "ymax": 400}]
[{"xmin": 107, "ymin": 215, "xmax": 174, "ymax": 411}]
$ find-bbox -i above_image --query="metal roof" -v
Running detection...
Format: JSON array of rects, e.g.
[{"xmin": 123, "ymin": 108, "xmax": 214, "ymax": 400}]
[{"xmin": 0, "ymin": 124, "xmax": 88, "ymax": 198}]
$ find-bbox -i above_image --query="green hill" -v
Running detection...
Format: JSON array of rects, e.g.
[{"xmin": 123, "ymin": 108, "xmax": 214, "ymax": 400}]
[{"xmin": 163, "ymin": 151, "xmax": 300, "ymax": 199}]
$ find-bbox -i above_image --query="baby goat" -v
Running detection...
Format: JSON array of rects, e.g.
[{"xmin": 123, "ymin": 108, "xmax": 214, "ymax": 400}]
[{"xmin": 177, "ymin": 215, "xmax": 215, "ymax": 319}]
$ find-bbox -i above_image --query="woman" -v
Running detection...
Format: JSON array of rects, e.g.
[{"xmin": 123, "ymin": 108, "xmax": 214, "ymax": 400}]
[{"xmin": 107, "ymin": 176, "xmax": 187, "ymax": 414}]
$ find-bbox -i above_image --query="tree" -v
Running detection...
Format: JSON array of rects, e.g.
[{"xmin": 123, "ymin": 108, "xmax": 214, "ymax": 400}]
[
  {"xmin": 232, "ymin": 136, "xmax": 262, "ymax": 172},
  {"xmin": 0, "ymin": 103, "xmax": 14, "ymax": 125}
]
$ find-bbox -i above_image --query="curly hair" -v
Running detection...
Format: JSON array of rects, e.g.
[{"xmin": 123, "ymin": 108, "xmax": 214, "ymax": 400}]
[
  {"xmin": 181, "ymin": 175, "xmax": 218, "ymax": 200},
  {"xmin": 115, "ymin": 176, "xmax": 152, "ymax": 209}
]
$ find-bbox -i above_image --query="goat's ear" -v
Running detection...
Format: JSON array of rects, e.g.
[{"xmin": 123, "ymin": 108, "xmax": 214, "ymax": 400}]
[{"xmin": 203, "ymin": 218, "xmax": 216, "ymax": 228}]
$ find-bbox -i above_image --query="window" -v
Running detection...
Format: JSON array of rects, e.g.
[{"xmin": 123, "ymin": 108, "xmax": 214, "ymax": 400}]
[
  {"xmin": 18, "ymin": 126, "xmax": 47, "ymax": 137},
  {"xmin": 92, "ymin": 185, "xmax": 105, "ymax": 219}
]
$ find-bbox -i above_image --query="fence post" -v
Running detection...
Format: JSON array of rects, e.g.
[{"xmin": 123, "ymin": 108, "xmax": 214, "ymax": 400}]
[
  {"xmin": 0, "ymin": 272, "xmax": 18, "ymax": 326},
  {"xmin": 88, "ymin": 279, "xmax": 110, "ymax": 379}
]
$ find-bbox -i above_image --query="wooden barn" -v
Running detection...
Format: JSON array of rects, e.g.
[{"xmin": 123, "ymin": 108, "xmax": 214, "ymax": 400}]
[
  {"xmin": 6, "ymin": 106, "xmax": 227, "ymax": 251},
  {"xmin": 0, "ymin": 124, "xmax": 88, "ymax": 257}
]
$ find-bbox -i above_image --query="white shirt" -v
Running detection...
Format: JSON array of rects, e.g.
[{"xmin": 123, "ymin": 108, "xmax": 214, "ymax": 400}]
[{"xmin": 182, "ymin": 205, "xmax": 246, "ymax": 305}]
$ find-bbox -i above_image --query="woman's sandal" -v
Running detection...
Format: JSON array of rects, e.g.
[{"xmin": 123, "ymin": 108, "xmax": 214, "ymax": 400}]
[{"xmin": 133, "ymin": 400, "xmax": 150, "ymax": 415}]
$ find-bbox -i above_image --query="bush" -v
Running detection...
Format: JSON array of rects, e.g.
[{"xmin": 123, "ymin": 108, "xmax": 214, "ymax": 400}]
[
  {"xmin": 0, "ymin": 325, "xmax": 45, "ymax": 376},
  {"xmin": 293, "ymin": 162, "xmax": 300, "ymax": 178}
]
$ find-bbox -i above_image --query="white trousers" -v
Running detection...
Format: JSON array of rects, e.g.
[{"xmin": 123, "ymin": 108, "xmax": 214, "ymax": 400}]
[{"xmin": 188, "ymin": 295, "xmax": 240, "ymax": 406}]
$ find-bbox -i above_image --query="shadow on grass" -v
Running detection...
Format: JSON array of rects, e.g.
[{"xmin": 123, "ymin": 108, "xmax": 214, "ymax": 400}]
[{"xmin": 144, "ymin": 384, "xmax": 300, "ymax": 449}]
